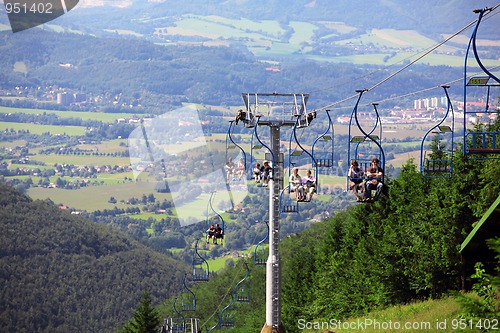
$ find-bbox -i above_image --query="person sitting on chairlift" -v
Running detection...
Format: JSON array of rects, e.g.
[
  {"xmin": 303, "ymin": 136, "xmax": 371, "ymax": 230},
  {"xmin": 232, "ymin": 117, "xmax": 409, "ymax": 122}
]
[
  {"xmin": 348, "ymin": 160, "xmax": 364, "ymax": 202},
  {"xmin": 225, "ymin": 159, "xmax": 235, "ymax": 182},
  {"xmin": 236, "ymin": 158, "xmax": 245, "ymax": 180},
  {"xmin": 261, "ymin": 160, "xmax": 272, "ymax": 187},
  {"xmin": 214, "ymin": 223, "xmax": 223, "ymax": 245},
  {"xmin": 253, "ymin": 163, "xmax": 262, "ymax": 183},
  {"xmin": 363, "ymin": 158, "xmax": 384, "ymax": 202},
  {"xmin": 289, "ymin": 167, "xmax": 306, "ymax": 201},
  {"xmin": 206, "ymin": 224, "xmax": 216, "ymax": 244},
  {"xmin": 302, "ymin": 169, "xmax": 316, "ymax": 201}
]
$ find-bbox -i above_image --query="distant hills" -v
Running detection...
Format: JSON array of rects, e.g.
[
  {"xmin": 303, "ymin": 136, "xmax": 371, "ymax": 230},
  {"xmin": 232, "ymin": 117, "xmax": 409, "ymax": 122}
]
[
  {"xmin": 0, "ymin": 0, "xmax": 498, "ymax": 111},
  {"xmin": 0, "ymin": 183, "xmax": 188, "ymax": 333},
  {"xmin": 61, "ymin": 0, "xmax": 499, "ymax": 38}
]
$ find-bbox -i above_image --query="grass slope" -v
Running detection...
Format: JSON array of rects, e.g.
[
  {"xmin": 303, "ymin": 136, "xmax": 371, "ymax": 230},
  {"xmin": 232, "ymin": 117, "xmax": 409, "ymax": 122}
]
[{"xmin": 304, "ymin": 296, "xmax": 466, "ymax": 333}]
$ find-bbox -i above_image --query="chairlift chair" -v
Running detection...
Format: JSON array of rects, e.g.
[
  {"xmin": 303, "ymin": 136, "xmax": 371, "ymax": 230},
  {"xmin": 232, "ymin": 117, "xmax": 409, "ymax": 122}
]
[
  {"xmin": 191, "ymin": 239, "xmax": 210, "ymax": 282},
  {"xmin": 180, "ymin": 274, "xmax": 196, "ymax": 312},
  {"xmin": 253, "ymin": 220, "xmax": 269, "ymax": 266},
  {"xmin": 462, "ymin": 7, "xmax": 500, "ymax": 159},
  {"xmin": 234, "ymin": 262, "xmax": 251, "ymax": 303},
  {"xmin": 419, "ymin": 85, "xmax": 455, "ymax": 178}
]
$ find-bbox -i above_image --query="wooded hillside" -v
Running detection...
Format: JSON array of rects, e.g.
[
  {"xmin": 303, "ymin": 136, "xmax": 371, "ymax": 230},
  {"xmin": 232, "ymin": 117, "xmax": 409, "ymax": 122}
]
[{"xmin": 0, "ymin": 183, "xmax": 189, "ymax": 333}]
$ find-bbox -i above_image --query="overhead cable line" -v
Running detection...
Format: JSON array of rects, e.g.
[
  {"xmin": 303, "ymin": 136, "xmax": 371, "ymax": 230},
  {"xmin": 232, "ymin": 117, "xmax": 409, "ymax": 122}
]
[
  {"xmin": 373, "ymin": 65, "xmax": 500, "ymax": 105},
  {"xmin": 320, "ymin": 64, "xmax": 500, "ymax": 113}
]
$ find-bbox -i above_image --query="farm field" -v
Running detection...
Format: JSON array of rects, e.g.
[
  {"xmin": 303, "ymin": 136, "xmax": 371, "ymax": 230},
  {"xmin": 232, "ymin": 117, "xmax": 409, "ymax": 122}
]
[
  {"xmin": 148, "ymin": 15, "xmax": 482, "ymax": 67},
  {"xmin": 32, "ymin": 154, "xmax": 132, "ymax": 166},
  {"xmin": 0, "ymin": 121, "xmax": 87, "ymax": 136},
  {"xmin": 0, "ymin": 106, "xmax": 137, "ymax": 123},
  {"xmin": 28, "ymin": 180, "xmax": 169, "ymax": 210}
]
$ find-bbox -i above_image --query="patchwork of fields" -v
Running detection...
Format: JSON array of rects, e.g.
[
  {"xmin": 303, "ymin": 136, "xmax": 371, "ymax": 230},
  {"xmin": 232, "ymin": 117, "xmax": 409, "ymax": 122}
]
[{"xmin": 1, "ymin": 104, "xmax": 431, "ymax": 214}]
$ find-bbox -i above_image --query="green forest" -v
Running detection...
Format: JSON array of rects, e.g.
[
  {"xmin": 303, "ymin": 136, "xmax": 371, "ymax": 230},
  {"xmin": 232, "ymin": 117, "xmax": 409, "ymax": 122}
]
[
  {"xmin": 0, "ymin": 119, "xmax": 499, "ymax": 332},
  {"xmin": 149, "ymin": 150, "xmax": 500, "ymax": 332}
]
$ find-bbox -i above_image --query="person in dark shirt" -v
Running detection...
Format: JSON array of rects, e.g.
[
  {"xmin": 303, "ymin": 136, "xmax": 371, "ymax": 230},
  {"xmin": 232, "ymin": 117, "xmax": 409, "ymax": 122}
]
[{"xmin": 364, "ymin": 158, "xmax": 383, "ymax": 202}]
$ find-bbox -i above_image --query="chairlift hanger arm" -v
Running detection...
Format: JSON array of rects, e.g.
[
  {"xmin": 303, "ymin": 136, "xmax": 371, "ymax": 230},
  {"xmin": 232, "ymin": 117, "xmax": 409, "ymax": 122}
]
[
  {"xmin": 234, "ymin": 262, "xmax": 251, "ymax": 302},
  {"xmin": 181, "ymin": 273, "xmax": 196, "ymax": 311},
  {"xmin": 208, "ymin": 191, "xmax": 224, "ymax": 227},
  {"xmin": 471, "ymin": 8, "xmax": 500, "ymax": 84},
  {"xmin": 172, "ymin": 297, "xmax": 185, "ymax": 322},
  {"xmin": 254, "ymin": 220, "xmax": 269, "ymax": 265},
  {"xmin": 226, "ymin": 120, "xmax": 247, "ymax": 169},
  {"xmin": 253, "ymin": 116, "xmax": 275, "ymax": 167},
  {"xmin": 292, "ymin": 116, "xmax": 317, "ymax": 167},
  {"xmin": 311, "ymin": 110, "xmax": 334, "ymax": 166}
]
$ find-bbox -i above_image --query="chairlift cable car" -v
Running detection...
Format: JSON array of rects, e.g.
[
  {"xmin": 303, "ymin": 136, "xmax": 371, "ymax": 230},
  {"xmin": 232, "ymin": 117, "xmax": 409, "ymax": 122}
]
[
  {"xmin": 253, "ymin": 115, "xmax": 275, "ymax": 167},
  {"xmin": 253, "ymin": 220, "xmax": 269, "ymax": 266},
  {"xmin": 225, "ymin": 120, "xmax": 247, "ymax": 176},
  {"xmin": 311, "ymin": 109, "xmax": 335, "ymax": 169},
  {"xmin": 463, "ymin": 7, "xmax": 500, "ymax": 158},
  {"xmin": 419, "ymin": 85, "xmax": 455, "ymax": 178},
  {"xmin": 234, "ymin": 262, "xmax": 251, "ymax": 303},
  {"xmin": 346, "ymin": 90, "xmax": 386, "ymax": 198},
  {"xmin": 249, "ymin": 124, "xmax": 264, "ymax": 176},
  {"xmin": 249, "ymin": 120, "xmax": 265, "ymax": 170},
  {"xmin": 218, "ymin": 293, "xmax": 235, "ymax": 328},
  {"xmin": 354, "ymin": 100, "xmax": 386, "ymax": 179},
  {"xmin": 287, "ymin": 122, "xmax": 306, "ymax": 169},
  {"xmin": 249, "ymin": 115, "xmax": 275, "ymax": 188},
  {"xmin": 170, "ymin": 297, "xmax": 186, "ymax": 333},
  {"xmin": 279, "ymin": 185, "xmax": 299, "ymax": 214},
  {"xmin": 346, "ymin": 90, "xmax": 367, "ymax": 190},
  {"xmin": 181, "ymin": 273, "xmax": 197, "ymax": 312},
  {"xmin": 201, "ymin": 261, "xmax": 253, "ymax": 331},
  {"xmin": 192, "ymin": 239, "xmax": 210, "ymax": 282},
  {"xmin": 292, "ymin": 116, "xmax": 318, "ymax": 181}
]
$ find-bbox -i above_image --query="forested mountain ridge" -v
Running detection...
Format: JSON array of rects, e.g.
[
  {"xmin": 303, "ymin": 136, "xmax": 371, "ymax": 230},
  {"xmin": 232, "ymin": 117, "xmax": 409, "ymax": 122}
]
[
  {"xmin": 2, "ymin": 1, "xmax": 498, "ymax": 112},
  {"xmin": 0, "ymin": 28, "xmax": 468, "ymax": 111},
  {"xmin": 0, "ymin": 183, "xmax": 189, "ymax": 333}
]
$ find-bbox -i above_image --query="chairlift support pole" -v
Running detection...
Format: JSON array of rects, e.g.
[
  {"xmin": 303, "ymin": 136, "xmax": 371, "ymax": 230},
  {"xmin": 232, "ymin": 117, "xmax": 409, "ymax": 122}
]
[
  {"xmin": 239, "ymin": 93, "xmax": 311, "ymax": 333},
  {"xmin": 266, "ymin": 122, "xmax": 283, "ymax": 333}
]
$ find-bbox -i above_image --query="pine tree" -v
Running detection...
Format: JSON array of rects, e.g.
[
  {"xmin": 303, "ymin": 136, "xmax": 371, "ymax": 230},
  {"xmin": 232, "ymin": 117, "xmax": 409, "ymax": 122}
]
[{"xmin": 120, "ymin": 290, "xmax": 161, "ymax": 333}]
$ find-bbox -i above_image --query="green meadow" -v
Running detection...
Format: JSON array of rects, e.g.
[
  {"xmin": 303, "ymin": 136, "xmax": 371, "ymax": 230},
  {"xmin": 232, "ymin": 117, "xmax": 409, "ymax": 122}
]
[
  {"xmin": 0, "ymin": 139, "xmax": 27, "ymax": 149},
  {"xmin": 0, "ymin": 121, "xmax": 87, "ymax": 136},
  {"xmin": 32, "ymin": 154, "xmax": 131, "ymax": 167},
  {"xmin": 28, "ymin": 181, "xmax": 170, "ymax": 210},
  {"xmin": 0, "ymin": 106, "xmax": 137, "ymax": 123}
]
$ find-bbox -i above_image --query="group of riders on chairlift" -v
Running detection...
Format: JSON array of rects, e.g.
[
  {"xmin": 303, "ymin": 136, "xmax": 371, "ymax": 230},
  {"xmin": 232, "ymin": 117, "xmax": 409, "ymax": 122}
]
[
  {"xmin": 225, "ymin": 157, "xmax": 317, "ymax": 200},
  {"xmin": 225, "ymin": 154, "xmax": 385, "ymax": 204},
  {"xmin": 206, "ymin": 223, "xmax": 223, "ymax": 245},
  {"xmin": 348, "ymin": 157, "xmax": 384, "ymax": 202}
]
